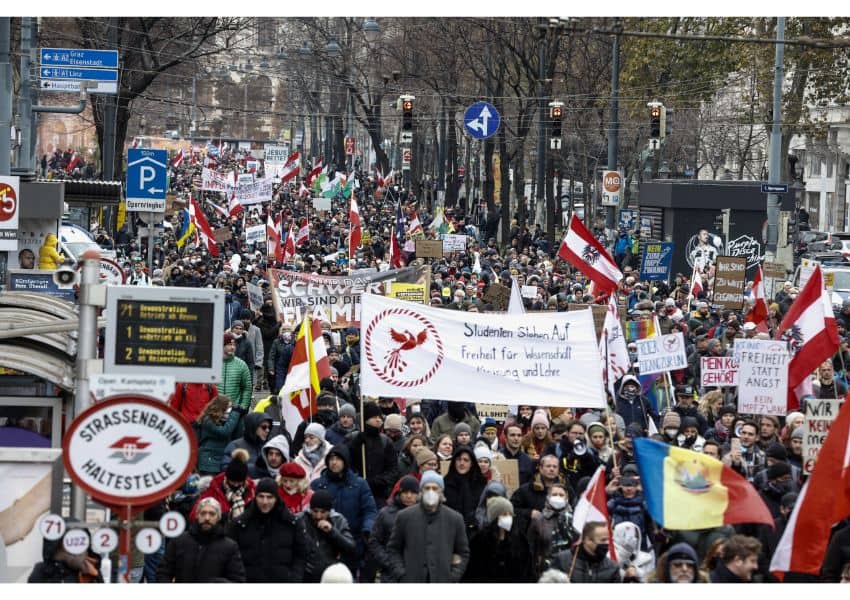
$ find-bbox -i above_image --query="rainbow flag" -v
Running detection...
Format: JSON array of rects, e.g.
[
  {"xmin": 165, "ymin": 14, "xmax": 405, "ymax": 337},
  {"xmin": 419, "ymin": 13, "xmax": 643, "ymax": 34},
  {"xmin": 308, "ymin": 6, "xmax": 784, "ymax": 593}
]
[
  {"xmin": 625, "ymin": 319, "xmax": 655, "ymax": 343},
  {"xmin": 633, "ymin": 438, "xmax": 774, "ymax": 530}
]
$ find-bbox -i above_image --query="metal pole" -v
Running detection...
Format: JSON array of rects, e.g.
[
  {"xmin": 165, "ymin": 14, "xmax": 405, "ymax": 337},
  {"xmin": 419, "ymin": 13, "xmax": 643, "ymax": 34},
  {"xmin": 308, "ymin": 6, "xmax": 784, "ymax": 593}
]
[
  {"xmin": 535, "ymin": 26, "xmax": 547, "ymax": 227},
  {"xmin": 765, "ymin": 17, "xmax": 785, "ymax": 259},
  {"xmin": 0, "ymin": 18, "xmax": 12, "ymax": 176},
  {"xmin": 607, "ymin": 32, "xmax": 620, "ymax": 230},
  {"xmin": 71, "ymin": 251, "xmax": 101, "ymax": 520},
  {"xmin": 18, "ymin": 17, "xmax": 33, "ymax": 173},
  {"xmin": 102, "ymin": 17, "xmax": 119, "ymax": 181},
  {"xmin": 147, "ymin": 211, "xmax": 156, "ymax": 273}
]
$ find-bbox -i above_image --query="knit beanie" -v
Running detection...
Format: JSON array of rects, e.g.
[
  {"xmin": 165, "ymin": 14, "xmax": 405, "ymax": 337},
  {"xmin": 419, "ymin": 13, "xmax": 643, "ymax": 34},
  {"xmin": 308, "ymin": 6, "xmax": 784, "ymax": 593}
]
[
  {"xmin": 420, "ymin": 470, "xmax": 445, "ymax": 490},
  {"xmin": 486, "ymin": 496, "xmax": 514, "ymax": 523},
  {"xmin": 338, "ymin": 403, "xmax": 356, "ymax": 419},
  {"xmin": 766, "ymin": 461, "xmax": 791, "ymax": 481},
  {"xmin": 384, "ymin": 414, "xmax": 404, "ymax": 431},
  {"xmin": 310, "ymin": 489, "xmax": 334, "ymax": 511},
  {"xmin": 255, "ymin": 477, "xmax": 278, "ymax": 497},
  {"xmin": 791, "ymin": 427, "xmax": 804, "ymax": 440},
  {"xmin": 363, "ymin": 401, "xmax": 382, "ymax": 421},
  {"xmin": 662, "ymin": 411, "xmax": 681, "ymax": 430},
  {"xmin": 785, "ymin": 411, "xmax": 804, "ymax": 426},
  {"xmin": 197, "ymin": 497, "xmax": 222, "ymax": 517},
  {"xmin": 474, "ymin": 445, "xmax": 492, "ymax": 463},
  {"xmin": 531, "ymin": 409, "xmax": 550, "ymax": 429},
  {"xmin": 719, "ymin": 405, "xmax": 737, "ymax": 418},
  {"xmin": 481, "ymin": 418, "xmax": 499, "ymax": 434},
  {"xmin": 587, "ymin": 422, "xmax": 607, "ymax": 438},
  {"xmin": 415, "ymin": 448, "xmax": 438, "ymax": 467},
  {"xmin": 225, "ymin": 455, "xmax": 248, "ymax": 482},
  {"xmin": 305, "ymin": 422, "xmax": 326, "ymax": 441},
  {"xmin": 398, "ymin": 475, "xmax": 420, "ymax": 494},
  {"xmin": 765, "ymin": 442, "xmax": 787, "ymax": 461},
  {"xmin": 453, "ymin": 422, "xmax": 472, "ymax": 437}
]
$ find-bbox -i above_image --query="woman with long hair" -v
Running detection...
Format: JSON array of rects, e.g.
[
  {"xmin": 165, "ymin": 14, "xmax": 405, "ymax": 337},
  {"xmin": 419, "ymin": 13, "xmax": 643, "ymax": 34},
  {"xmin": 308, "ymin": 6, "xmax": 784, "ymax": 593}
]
[
  {"xmin": 433, "ymin": 434, "xmax": 455, "ymax": 466},
  {"xmin": 398, "ymin": 433, "xmax": 431, "ymax": 475},
  {"xmin": 697, "ymin": 390, "xmax": 724, "ymax": 425},
  {"xmin": 195, "ymin": 394, "xmax": 241, "ymax": 476}
]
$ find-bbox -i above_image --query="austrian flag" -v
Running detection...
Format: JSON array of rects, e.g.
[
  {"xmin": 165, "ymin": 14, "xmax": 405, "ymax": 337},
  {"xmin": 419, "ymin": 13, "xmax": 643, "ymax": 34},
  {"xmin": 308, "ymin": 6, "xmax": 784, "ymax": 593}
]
[{"xmin": 558, "ymin": 216, "xmax": 623, "ymax": 295}]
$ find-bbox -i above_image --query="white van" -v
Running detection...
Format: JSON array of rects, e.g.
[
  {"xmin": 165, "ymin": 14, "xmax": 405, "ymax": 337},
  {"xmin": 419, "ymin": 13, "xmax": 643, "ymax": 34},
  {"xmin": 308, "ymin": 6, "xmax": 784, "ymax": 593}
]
[{"xmin": 59, "ymin": 224, "xmax": 116, "ymax": 263}]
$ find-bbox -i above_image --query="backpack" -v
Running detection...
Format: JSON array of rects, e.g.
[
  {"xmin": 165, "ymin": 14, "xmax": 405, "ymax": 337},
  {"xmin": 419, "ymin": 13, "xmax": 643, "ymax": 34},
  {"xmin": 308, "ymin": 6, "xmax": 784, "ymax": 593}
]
[{"xmin": 182, "ymin": 383, "xmax": 214, "ymax": 444}]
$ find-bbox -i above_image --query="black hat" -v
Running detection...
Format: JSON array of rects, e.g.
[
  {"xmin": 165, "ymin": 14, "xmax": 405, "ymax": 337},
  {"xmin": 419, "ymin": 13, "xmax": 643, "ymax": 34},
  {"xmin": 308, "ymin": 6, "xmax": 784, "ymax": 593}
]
[
  {"xmin": 781, "ymin": 491, "xmax": 798, "ymax": 509},
  {"xmin": 310, "ymin": 489, "xmax": 333, "ymax": 511},
  {"xmin": 719, "ymin": 404, "xmax": 737, "ymax": 417},
  {"xmin": 625, "ymin": 423, "xmax": 644, "ymax": 439},
  {"xmin": 398, "ymin": 475, "xmax": 420, "ymax": 494},
  {"xmin": 255, "ymin": 477, "xmax": 278, "ymax": 497},
  {"xmin": 675, "ymin": 384, "xmax": 693, "ymax": 396},
  {"xmin": 681, "ymin": 416, "xmax": 699, "ymax": 431},
  {"xmin": 765, "ymin": 442, "xmax": 788, "ymax": 461},
  {"xmin": 766, "ymin": 461, "xmax": 791, "ymax": 481},
  {"xmin": 225, "ymin": 457, "xmax": 248, "ymax": 482},
  {"xmin": 362, "ymin": 401, "xmax": 382, "ymax": 421}
]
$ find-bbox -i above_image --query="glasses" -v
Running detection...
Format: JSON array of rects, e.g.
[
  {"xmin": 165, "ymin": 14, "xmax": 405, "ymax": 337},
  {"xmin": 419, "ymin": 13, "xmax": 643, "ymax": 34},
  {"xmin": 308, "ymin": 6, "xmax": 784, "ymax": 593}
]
[
  {"xmin": 259, "ymin": 424, "xmax": 271, "ymax": 431},
  {"xmin": 670, "ymin": 560, "xmax": 695, "ymax": 570}
]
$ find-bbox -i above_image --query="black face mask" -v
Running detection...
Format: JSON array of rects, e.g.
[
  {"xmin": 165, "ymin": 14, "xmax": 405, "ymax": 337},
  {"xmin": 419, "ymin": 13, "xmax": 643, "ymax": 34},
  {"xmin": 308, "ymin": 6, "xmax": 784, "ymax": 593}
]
[
  {"xmin": 769, "ymin": 481, "xmax": 792, "ymax": 495},
  {"xmin": 620, "ymin": 387, "xmax": 638, "ymax": 401},
  {"xmin": 364, "ymin": 424, "xmax": 382, "ymax": 437},
  {"xmin": 593, "ymin": 543, "xmax": 609, "ymax": 561}
]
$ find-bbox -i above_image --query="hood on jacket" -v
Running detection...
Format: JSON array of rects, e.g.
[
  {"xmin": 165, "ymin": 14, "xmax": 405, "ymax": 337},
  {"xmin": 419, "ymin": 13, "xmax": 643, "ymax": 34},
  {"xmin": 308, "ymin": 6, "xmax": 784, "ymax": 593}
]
[
  {"xmin": 262, "ymin": 434, "xmax": 290, "ymax": 464},
  {"xmin": 325, "ymin": 443, "xmax": 351, "ymax": 472},
  {"xmin": 44, "ymin": 233, "xmax": 58, "ymax": 245},
  {"xmin": 475, "ymin": 480, "xmax": 507, "ymax": 511},
  {"xmin": 244, "ymin": 412, "xmax": 273, "ymax": 445},
  {"xmin": 618, "ymin": 374, "xmax": 641, "ymax": 395},
  {"xmin": 446, "ymin": 445, "xmax": 484, "ymax": 481},
  {"xmin": 664, "ymin": 542, "xmax": 699, "ymax": 582}
]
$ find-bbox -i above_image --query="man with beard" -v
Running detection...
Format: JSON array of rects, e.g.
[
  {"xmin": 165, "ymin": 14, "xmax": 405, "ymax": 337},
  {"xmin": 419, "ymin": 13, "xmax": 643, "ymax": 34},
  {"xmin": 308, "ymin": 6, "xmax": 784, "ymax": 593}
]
[
  {"xmin": 499, "ymin": 423, "xmax": 534, "ymax": 486},
  {"xmin": 653, "ymin": 542, "xmax": 706, "ymax": 583},
  {"xmin": 552, "ymin": 521, "xmax": 621, "ymax": 583},
  {"xmin": 225, "ymin": 478, "xmax": 305, "ymax": 582},
  {"xmin": 157, "ymin": 498, "xmax": 246, "ymax": 582},
  {"xmin": 290, "ymin": 393, "xmax": 338, "ymax": 457}
]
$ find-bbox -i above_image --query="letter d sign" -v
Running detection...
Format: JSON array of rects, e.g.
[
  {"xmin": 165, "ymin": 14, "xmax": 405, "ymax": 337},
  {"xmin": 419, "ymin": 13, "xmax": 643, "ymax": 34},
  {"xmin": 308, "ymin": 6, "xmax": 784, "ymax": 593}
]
[{"xmin": 159, "ymin": 511, "xmax": 186, "ymax": 538}]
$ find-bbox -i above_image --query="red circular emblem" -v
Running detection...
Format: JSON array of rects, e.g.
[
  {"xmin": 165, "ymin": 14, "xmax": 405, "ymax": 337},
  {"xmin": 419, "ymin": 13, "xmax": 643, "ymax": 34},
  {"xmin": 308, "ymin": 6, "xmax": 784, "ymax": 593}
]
[{"xmin": 364, "ymin": 308, "xmax": 444, "ymax": 388}]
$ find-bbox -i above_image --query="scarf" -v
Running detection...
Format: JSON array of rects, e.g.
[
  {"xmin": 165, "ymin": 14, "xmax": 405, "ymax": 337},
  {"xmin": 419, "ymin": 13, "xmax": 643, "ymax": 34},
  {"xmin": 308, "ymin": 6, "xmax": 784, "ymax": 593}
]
[
  {"xmin": 303, "ymin": 441, "xmax": 326, "ymax": 467},
  {"xmin": 713, "ymin": 419, "xmax": 729, "ymax": 442},
  {"xmin": 223, "ymin": 481, "xmax": 247, "ymax": 519}
]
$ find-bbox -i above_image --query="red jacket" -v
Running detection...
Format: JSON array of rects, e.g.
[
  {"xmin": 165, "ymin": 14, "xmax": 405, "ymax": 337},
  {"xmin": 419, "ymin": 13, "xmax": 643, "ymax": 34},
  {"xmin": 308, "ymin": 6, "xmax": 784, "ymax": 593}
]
[
  {"xmin": 190, "ymin": 472, "xmax": 255, "ymax": 521},
  {"xmin": 170, "ymin": 383, "xmax": 218, "ymax": 424},
  {"xmin": 277, "ymin": 488, "xmax": 312, "ymax": 515}
]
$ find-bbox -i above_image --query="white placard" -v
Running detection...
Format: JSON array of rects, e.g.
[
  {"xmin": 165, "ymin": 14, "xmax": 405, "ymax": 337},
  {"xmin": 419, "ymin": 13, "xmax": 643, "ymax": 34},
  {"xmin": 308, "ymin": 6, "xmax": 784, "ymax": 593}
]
[
  {"xmin": 135, "ymin": 528, "xmax": 163, "ymax": 554},
  {"xmin": 238, "ymin": 173, "xmax": 255, "ymax": 185},
  {"xmin": 245, "ymin": 224, "xmax": 266, "ymax": 245},
  {"xmin": 802, "ymin": 398, "xmax": 841, "ymax": 474},
  {"xmin": 735, "ymin": 338, "xmax": 789, "ymax": 415},
  {"xmin": 91, "ymin": 374, "xmax": 175, "ymax": 404},
  {"xmin": 235, "ymin": 177, "xmax": 273, "ymax": 205},
  {"xmin": 700, "ymin": 356, "xmax": 739, "ymax": 387},
  {"xmin": 91, "ymin": 528, "xmax": 119, "ymax": 554},
  {"xmin": 442, "ymin": 234, "xmax": 468, "ymax": 252},
  {"xmin": 38, "ymin": 513, "xmax": 66, "ymax": 540},
  {"xmin": 62, "ymin": 528, "xmax": 91, "ymax": 555},
  {"xmin": 247, "ymin": 282, "xmax": 263, "ymax": 312},
  {"xmin": 521, "ymin": 285, "xmax": 538, "ymax": 299},
  {"xmin": 313, "ymin": 196, "xmax": 332, "ymax": 211},
  {"xmin": 264, "ymin": 144, "xmax": 290, "ymax": 165},
  {"xmin": 635, "ymin": 333, "xmax": 688, "ymax": 375},
  {"xmin": 359, "ymin": 293, "xmax": 605, "ymax": 408},
  {"xmin": 159, "ymin": 511, "xmax": 187, "ymax": 539}
]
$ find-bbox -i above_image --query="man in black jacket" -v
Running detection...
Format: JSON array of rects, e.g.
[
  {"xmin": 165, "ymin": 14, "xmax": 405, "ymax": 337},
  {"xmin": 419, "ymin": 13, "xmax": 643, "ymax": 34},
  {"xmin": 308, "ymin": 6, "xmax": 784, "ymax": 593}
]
[
  {"xmin": 709, "ymin": 534, "xmax": 761, "ymax": 583},
  {"xmin": 297, "ymin": 490, "xmax": 358, "ymax": 583},
  {"xmin": 345, "ymin": 400, "xmax": 398, "ymax": 507},
  {"xmin": 226, "ymin": 478, "xmax": 305, "ymax": 582},
  {"xmin": 552, "ymin": 521, "xmax": 621, "ymax": 583},
  {"xmin": 157, "ymin": 497, "xmax": 246, "ymax": 583}
]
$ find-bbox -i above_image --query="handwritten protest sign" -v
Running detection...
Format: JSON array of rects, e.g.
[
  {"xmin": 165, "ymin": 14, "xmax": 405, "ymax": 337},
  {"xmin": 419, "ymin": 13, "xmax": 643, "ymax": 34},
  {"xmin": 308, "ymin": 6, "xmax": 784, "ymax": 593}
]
[
  {"xmin": 713, "ymin": 256, "xmax": 747, "ymax": 311},
  {"xmin": 700, "ymin": 356, "xmax": 739, "ymax": 387},
  {"xmin": 802, "ymin": 398, "xmax": 841, "ymax": 474},
  {"xmin": 734, "ymin": 339, "xmax": 789, "ymax": 415},
  {"xmin": 635, "ymin": 333, "xmax": 687, "ymax": 375}
]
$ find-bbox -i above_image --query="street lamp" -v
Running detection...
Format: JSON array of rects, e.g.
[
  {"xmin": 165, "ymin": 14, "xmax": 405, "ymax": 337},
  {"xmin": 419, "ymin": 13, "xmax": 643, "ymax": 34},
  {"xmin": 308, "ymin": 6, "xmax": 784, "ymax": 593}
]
[
  {"xmin": 298, "ymin": 42, "xmax": 313, "ymax": 57},
  {"xmin": 363, "ymin": 18, "xmax": 380, "ymax": 42},
  {"xmin": 325, "ymin": 38, "xmax": 341, "ymax": 57}
]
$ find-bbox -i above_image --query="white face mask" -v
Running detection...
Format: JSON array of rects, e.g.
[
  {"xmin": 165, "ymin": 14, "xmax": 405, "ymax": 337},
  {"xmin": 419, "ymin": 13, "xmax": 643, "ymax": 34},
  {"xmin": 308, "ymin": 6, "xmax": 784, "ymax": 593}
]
[
  {"xmin": 548, "ymin": 496, "xmax": 567, "ymax": 510},
  {"xmin": 422, "ymin": 490, "xmax": 440, "ymax": 507},
  {"xmin": 497, "ymin": 515, "xmax": 513, "ymax": 531},
  {"xmin": 664, "ymin": 428, "xmax": 679, "ymax": 438}
]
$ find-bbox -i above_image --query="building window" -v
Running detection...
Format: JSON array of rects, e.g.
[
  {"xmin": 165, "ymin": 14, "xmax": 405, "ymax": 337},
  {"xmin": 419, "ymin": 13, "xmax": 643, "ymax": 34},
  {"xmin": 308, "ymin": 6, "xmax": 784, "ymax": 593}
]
[
  {"xmin": 811, "ymin": 155, "xmax": 821, "ymax": 176},
  {"xmin": 257, "ymin": 19, "xmax": 277, "ymax": 48}
]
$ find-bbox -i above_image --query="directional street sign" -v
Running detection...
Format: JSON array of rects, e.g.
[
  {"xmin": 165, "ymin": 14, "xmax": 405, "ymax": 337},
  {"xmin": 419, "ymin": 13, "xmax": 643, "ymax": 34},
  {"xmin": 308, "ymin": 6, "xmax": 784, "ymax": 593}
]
[
  {"xmin": 464, "ymin": 101, "xmax": 500, "ymax": 140},
  {"xmin": 39, "ymin": 66, "xmax": 118, "ymax": 82},
  {"xmin": 40, "ymin": 79, "xmax": 117, "ymax": 95},
  {"xmin": 40, "ymin": 47, "xmax": 119, "ymax": 69},
  {"xmin": 126, "ymin": 149, "xmax": 168, "ymax": 212},
  {"xmin": 761, "ymin": 183, "xmax": 788, "ymax": 194}
]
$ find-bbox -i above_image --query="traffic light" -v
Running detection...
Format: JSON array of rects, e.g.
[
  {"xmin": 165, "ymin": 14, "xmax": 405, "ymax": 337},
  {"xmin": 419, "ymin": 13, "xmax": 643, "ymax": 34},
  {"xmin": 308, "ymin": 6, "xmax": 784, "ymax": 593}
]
[
  {"xmin": 402, "ymin": 98, "xmax": 414, "ymax": 131},
  {"xmin": 649, "ymin": 105, "xmax": 662, "ymax": 139},
  {"xmin": 550, "ymin": 104, "xmax": 563, "ymax": 138},
  {"xmin": 664, "ymin": 108, "xmax": 673, "ymax": 138}
]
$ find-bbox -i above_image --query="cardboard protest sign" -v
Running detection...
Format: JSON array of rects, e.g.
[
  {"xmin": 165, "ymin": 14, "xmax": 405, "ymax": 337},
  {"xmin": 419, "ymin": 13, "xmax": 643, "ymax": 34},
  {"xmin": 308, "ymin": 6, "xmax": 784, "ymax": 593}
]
[
  {"xmin": 213, "ymin": 227, "xmax": 232, "ymax": 243},
  {"xmin": 484, "ymin": 282, "xmax": 511, "ymax": 311},
  {"xmin": 802, "ymin": 398, "xmax": 841, "ymax": 474},
  {"xmin": 415, "ymin": 240, "xmax": 443, "ymax": 258},
  {"xmin": 247, "ymin": 283, "xmax": 264, "ymax": 312},
  {"xmin": 713, "ymin": 256, "xmax": 747, "ymax": 311},
  {"xmin": 635, "ymin": 333, "xmax": 687, "ymax": 375}
]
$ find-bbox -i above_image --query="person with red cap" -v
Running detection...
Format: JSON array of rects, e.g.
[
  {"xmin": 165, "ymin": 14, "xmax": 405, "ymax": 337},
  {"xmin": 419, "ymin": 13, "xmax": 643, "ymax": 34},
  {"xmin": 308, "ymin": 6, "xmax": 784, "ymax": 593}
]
[{"xmin": 277, "ymin": 461, "xmax": 313, "ymax": 515}]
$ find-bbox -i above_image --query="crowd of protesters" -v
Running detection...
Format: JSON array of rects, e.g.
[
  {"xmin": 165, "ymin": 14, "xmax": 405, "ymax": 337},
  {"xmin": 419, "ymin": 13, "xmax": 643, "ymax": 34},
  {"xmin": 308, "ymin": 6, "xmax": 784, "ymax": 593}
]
[{"xmin": 28, "ymin": 144, "xmax": 850, "ymax": 584}]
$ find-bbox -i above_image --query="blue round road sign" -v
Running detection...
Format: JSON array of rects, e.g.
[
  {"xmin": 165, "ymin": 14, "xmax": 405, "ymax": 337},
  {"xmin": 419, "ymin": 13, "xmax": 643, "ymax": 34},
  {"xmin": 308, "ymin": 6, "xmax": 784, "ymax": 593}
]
[{"xmin": 464, "ymin": 101, "xmax": 500, "ymax": 140}]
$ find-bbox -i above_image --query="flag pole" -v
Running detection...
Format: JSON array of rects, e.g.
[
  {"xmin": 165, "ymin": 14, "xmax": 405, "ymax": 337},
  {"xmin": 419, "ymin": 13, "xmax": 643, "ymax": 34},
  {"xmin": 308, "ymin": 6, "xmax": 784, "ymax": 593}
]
[{"xmin": 602, "ymin": 329, "xmax": 620, "ymax": 472}]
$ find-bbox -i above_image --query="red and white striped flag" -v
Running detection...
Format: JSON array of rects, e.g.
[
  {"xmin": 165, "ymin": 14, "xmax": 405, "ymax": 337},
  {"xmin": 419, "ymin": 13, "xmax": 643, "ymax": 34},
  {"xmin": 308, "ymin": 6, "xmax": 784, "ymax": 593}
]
[
  {"xmin": 190, "ymin": 198, "xmax": 220, "ymax": 257},
  {"xmin": 745, "ymin": 265, "xmax": 768, "ymax": 326},
  {"xmin": 688, "ymin": 264, "xmax": 704, "ymax": 300},
  {"xmin": 65, "ymin": 153, "xmax": 84, "ymax": 173},
  {"xmin": 299, "ymin": 182, "xmax": 310, "ymax": 198},
  {"xmin": 558, "ymin": 216, "xmax": 623, "ymax": 295},
  {"xmin": 228, "ymin": 193, "xmax": 243, "ymax": 217},
  {"xmin": 206, "ymin": 199, "xmax": 229, "ymax": 219},
  {"xmin": 383, "ymin": 169, "xmax": 395, "ymax": 187},
  {"xmin": 267, "ymin": 213, "xmax": 283, "ymax": 262},
  {"xmin": 171, "ymin": 149, "xmax": 185, "ymax": 168},
  {"xmin": 283, "ymin": 222, "xmax": 296, "ymax": 262},
  {"xmin": 278, "ymin": 316, "xmax": 332, "ymax": 439},
  {"xmin": 572, "ymin": 465, "xmax": 617, "ymax": 562},
  {"xmin": 306, "ymin": 156, "xmax": 324, "ymax": 186},
  {"xmin": 349, "ymin": 197, "xmax": 362, "ymax": 262},
  {"xmin": 408, "ymin": 211, "xmax": 423, "ymax": 236},
  {"xmin": 279, "ymin": 151, "xmax": 301, "ymax": 183},
  {"xmin": 389, "ymin": 226, "xmax": 403, "ymax": 268},
  {"xmin": 295, "ymin": 217, "xmax": 310, "ymax": 247},
  {"xmin": 774, "ymin": 265, "xmax": 839, "ymax": 410},
  {"xmin": 770, "ymin": 392, "xmax": 850, "ymax": 580}
]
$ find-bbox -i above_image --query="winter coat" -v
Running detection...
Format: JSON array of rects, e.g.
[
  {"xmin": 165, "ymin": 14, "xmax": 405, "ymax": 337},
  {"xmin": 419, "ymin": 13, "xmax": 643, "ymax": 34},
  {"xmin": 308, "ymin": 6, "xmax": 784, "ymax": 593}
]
[
  {"xmin": 709, "ymin": 561, "xmax": 747, "ymax": 583},
  {"xmin": 552, "ymin": 546, "xmax": 621, "ymax": 583},
  {"xmin": 251, "ymin": 396, "xmax": 291, "ymax": 440},
  {"xmin": 190, "ymin": 472, "xmax": 256, "ymax": 522},
  {"xmin": 822, "ymin": 522, "xmax": 850, "ymax": 582},
  {"xmin": 345, "ymin": 428, "xmax": 399, "ymax": 507},
  {"xmin": 325, "ymin": 421, "xmax": 357, "ymax": 447},
  {"xmin": 297, "ymin": 511, "xmax": 357, "ymax": 583},
  {"xmin": 368, "ymin": 494, "xmax": 407, "ymax": 582},
  {"xmin": 27, "ymin": 537, "xmax": 102, "ymax": 583},
  {"xmin": 464, "ymin": 521, "xmax": 533, "ymax": 583},
  {"xmin": 221, "ymin": 355, "xmax": 252, "ymax": 410},
  {"xmin": 443, "ymin": 447, "xmax": 488, "ymax": 534},
  {"xmin": 196, "ymin": 409, "xmax": 242, "ymax": 475},
  {"xmin": 387, "ymin": 503, "xmax": 470, "ymax": 583},
  {"xmin": 511, "ymin": 472, "xmax": 569, "ymax": 539},
  {"xmin": 221, "ymin": 412, "xmax": 273, "ymax": 473},
  {"xmin": 528, "ymin": 506, "xmax": 579, "ymax": 577},
  {"xmin": 310, "ymin": 445, "xmax": 378, "ymax": 538},
  {"xmin": 293, "ymin": 440, "xmax": 331, "ymax": 483},
  {"xmin": 225, "ymin": 501, "xmax": 305, "ymax": 582},
  {"xmin": 38, "ymin": 233, "xmax": 64, "ymax": 270},
  {"xmin": 233, "ymin": 335, "xmax": 255, "ymax": 373},
  {"xmin": 499, "ymin": 445, "xmax": 534, "ymax": 486},
  {"xmin": 156, "ymin": 522, "xmax": 246, "ymax": 583},
  {"xmin": 245, "ymin": 323, "xmax": 264, "ymax": 368},
  {"xmin": 170, "ymin": 382, "xmax": 217, "ymax": 424},
  {"xmin": 255, "ymin": 313, "xmax": 279, "ymax": 359},
  {"xmin": 268, "ymin": 337, "xmax": 294, "ymax": 393},
  {"xmin": 250, "ymin": 435, "xmax": 290, "ymax": 479}
]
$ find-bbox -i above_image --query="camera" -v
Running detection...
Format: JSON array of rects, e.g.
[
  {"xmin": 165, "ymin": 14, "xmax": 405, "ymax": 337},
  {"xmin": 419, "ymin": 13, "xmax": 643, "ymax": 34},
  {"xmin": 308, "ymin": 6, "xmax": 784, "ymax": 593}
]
[{"xmin": 53, "ymin": 266, "xmax": 79, "ymax": 289}]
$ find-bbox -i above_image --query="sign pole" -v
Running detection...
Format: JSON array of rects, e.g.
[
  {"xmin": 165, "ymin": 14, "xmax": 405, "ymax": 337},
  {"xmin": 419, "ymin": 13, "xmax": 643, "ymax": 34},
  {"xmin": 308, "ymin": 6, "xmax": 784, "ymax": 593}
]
[
  {"xmin": 118, "ymin": 504, "xmax": 132, "ymax": 583},
  {"xmin": 70, "ymin": 249, "xmax": 102, "ymax": 521},
  {"xmin": 147, "ymin": 211, "xmax": 156, "ymax": 274}
]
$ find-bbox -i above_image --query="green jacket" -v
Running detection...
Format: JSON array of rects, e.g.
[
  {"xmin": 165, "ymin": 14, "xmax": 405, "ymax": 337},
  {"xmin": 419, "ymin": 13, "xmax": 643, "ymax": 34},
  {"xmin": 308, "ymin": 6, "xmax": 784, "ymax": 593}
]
[
  {"xmin": 222, "ymin": 355, "xmax": 252, "ymax": 410},
  {"xmin": 196, "ymin": 410, "xmax": 241, "ymax": 474}
]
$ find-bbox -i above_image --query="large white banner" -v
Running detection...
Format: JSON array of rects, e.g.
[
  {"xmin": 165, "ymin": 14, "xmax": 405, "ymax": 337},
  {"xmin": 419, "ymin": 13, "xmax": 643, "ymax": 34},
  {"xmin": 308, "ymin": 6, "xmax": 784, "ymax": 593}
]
[
  {"xmin": 235, "ymin": 178, "xmax": 273, "ymax": 205},
  {"xmin": 359, "ymin": 293, "xmax": 605, "ymax": 407},
  {"xmin": 734, "ymin": 338, "xmax": 789, "ymax": 415}
]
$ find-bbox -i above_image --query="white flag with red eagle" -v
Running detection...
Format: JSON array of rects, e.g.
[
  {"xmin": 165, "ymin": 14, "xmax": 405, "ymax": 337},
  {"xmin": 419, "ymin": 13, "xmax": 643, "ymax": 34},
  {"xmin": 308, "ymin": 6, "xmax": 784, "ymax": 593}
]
[{"xmin": 558, "ymin": 216, "xmax": 623, "ymax": 295}]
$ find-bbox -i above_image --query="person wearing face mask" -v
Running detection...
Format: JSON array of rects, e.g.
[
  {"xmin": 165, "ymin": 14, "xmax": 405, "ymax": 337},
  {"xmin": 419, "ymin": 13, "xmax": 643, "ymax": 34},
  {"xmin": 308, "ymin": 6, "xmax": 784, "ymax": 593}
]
[
  {"xmin": 367, "ymin": 476, "xmax": 421, "ymax": 583},
  {"xmin": 615, "ymin": 375, "xmax": 657, "ymax": 434},
  {"xmin": 551, "ymin": 521, "xmax": 622, "ymax": 583},
  {"xmin": 386, "ymin": 471, "xmax": 470, "ymax": 583},
  {"xmin": 464, "ymin": 497, "xmax": 533, "ymax": 582},
  {"xmin": 757, "ymin": 461, "xmax": 795, "ymax": 519},
  {"xmin": 678, "ymin": 417, "xmax": 705, "ymax": 452},
  {"xmin": 528, "ymin": 482, "xmax": 579, "ymax": 578},
  {"xmin": 430, "ymin": 401, "xmax": 481, "ymax": 445},
  {"xmin": 660, "ymin": 411, "xmax": 682, "ymax": 445},
  {"xmin": 276, "ymin": 461, "xmax": 313, "ymax": 515}
]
